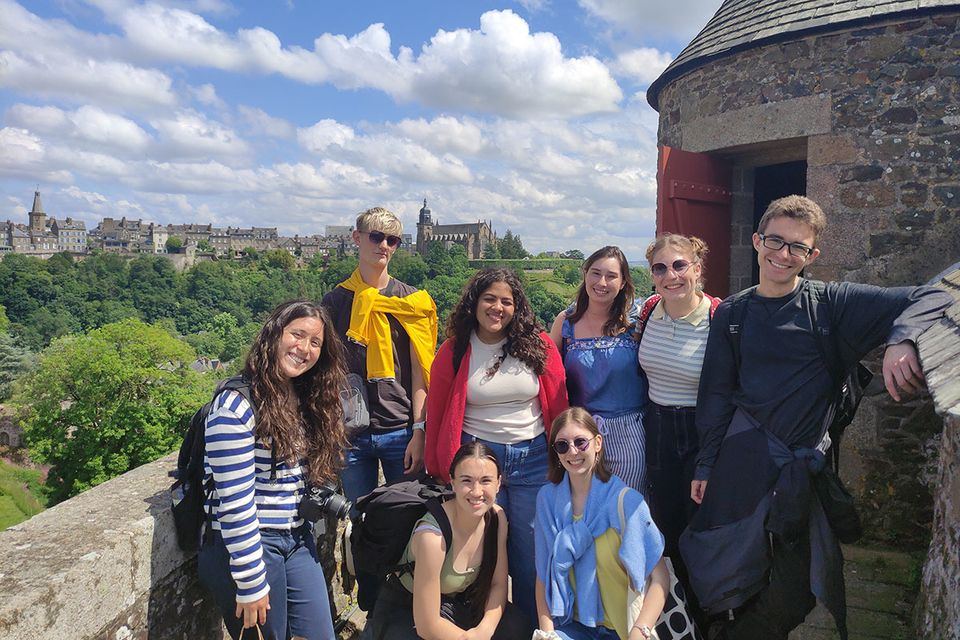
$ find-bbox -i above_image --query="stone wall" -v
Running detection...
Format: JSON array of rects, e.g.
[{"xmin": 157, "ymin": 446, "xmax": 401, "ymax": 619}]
[
  {"xmin": 0, "ymin": 451, "xmax": 362, "ymax": 640},
  {"xmin": 656, "ymin": 11, "xmax": 960, "ymax": 548},
  {"xmin": 916, "ymin": 266, "xmax": 960, "ymax": 640},
  {"xmin": 0, "ymin": 453, "xmax": 223, "ymax": 639},
  {"xmin": 656, "ymin": 11, "xmax": 960, "ymax": 289}
]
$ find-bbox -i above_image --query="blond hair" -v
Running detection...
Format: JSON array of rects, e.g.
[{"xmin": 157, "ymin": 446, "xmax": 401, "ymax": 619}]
[
  {"xmin": 356, "ymin": 207, "xmax": 402, "ymax": 235},
  {"xmin": 645, "ymin": 233, "xmax": 708, "ymax": 289},
  {"xmin": 757, "ymin": 195, "xmax": 826, "ymax": 244}
]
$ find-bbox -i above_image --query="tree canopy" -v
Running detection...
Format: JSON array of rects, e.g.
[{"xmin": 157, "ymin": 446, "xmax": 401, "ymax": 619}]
[{"xmin": 14, "ymin": 318, "xmax": 212, "ymax": 503}]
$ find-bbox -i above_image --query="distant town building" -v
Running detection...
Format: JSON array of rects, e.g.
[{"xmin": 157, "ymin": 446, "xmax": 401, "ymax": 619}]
[
  {"xmin": 0, "ymin": 406, "xmax": 23, "ymax": 448},
  {"xmin": 415, "ymin": 199, "xmax": 494, "ymax": 259},
  {"xmin": 4, "ymin": 190, "xmax": 87, "ymax": 258},
  {"xmin": 325, "ymin": 225, "xmax": 353, "ymax": 238}
]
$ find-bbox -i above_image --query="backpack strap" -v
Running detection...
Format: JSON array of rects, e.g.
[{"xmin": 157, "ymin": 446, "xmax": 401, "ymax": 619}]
[
  {"xmin": 803, "ymin": 280, "xmax": 843, "ymax": 388},
  {"xmin": 726, "ymin": 286, "xmax": 757, "ymax": 368},
  {"xmin": 395, "ymin": 497, "xmax": 453, "ymax": 576},
  {"xmin": 634, "ymin": 294, "xmax": 662, "ymax": 343}
]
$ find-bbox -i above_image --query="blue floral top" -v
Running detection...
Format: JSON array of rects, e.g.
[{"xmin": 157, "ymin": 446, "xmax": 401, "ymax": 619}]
[{"xmin": 560, "ymin": 317, "xmax": 648, "ymax": 418}]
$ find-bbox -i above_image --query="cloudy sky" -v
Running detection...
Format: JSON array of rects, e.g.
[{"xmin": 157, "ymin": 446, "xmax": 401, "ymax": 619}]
[{"xmin": 0, "ymin": 0, "xmax": 722, "ymax": 259}]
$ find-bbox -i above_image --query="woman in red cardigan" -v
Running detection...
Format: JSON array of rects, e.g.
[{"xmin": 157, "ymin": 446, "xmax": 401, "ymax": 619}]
[{"xmin": 425, "ymin": 267, "xmax": 568, "ymax": 626}]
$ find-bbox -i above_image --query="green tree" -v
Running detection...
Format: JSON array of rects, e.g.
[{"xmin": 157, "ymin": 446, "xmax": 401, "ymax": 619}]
[
  {"xmin": 165, "ymin": 236, "xmax": 184, "ymax": 252},
  {"xmin": 554, "ymin": 263, "xmax": 582, "ymax": 286},
  {"xmin": 631, "ymin": 266, "xmax": 654, "ymax": 297},
  {"xmin": 15, "ymin": 318, "xmax": 211, "ymax": 503},
  {"xmin": 562, "ymin": 249, "xmax": 585, "ymax": 261},
  {"xmin": 197, "ymin": 239, "xmax": 213, "ymax": 253},
  {"xmin": 0, "ymin": 332, "xmax": 33, "ymax": 401},
  {"xmin": 262, "ymin": 249, "xmax": 296, "ymax": 271},
  {"xmin": 497, "ymin": 230, "xmax": 528, "ymax": 259},
  {"xmin": 483, "ymin": 241, "xmax": 501, "ymax": 260},
  {"xmin": 0, "ymin": 304, "xmax": 8, "ymax": 334},
  {"xmin": 526, "ymin": 283, "xmax": 568, "ymax": 329},
  {"xmin": 390, "ymin": 251, "xmax": 429, "ymax": 288}
]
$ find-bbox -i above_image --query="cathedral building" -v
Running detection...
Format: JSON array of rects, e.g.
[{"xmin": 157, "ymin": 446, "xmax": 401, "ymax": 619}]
[{"xmin": 415, "ymin": 199, "xmax": 494, "ymax": 259}]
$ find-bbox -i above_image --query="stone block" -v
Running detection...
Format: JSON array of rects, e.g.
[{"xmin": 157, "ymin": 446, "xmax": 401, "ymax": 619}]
[
  {"xmin": 867, "ymin": 230, "xmax": 919, "ymax": 257},
  {"xmin": 933, "ymin": 185, "xmax": 960, "ymax": 208},
  {"xmin": 840, "ymin": 183, "xmax": 897, "ymax": 209},
  {"xmin": 879, "ymin": 106, "xmax": 919, "ymax": 125},
  {"xmin": 839, "ymin": 165, "xmax": 884, "ymax": 183},
  {"xmin": 808, "ymin": 134, "xmax": 859, "ymax": 166},
  {"xmin": 899, "ymin": 182, "xmax": 929, "ymax": 207},
  {"xmin": 895, "ymin": 209, "xmax": 935, "ymax": 229}
]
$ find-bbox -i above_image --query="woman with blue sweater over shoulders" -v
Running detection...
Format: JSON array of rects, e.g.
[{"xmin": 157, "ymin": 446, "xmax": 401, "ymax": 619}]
[
  {"xmin": 199, "ymin": 300, "xmax": 349, "ymax": 640},
  {"xmin": 535, "ymin": 408, "xmax": 669, "ymax": 640}
]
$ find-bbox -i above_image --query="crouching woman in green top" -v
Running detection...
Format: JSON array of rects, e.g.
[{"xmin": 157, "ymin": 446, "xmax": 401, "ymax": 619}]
[{"xmin": 363, "ymin": 442, "xmax": 533, "ymax": 640}]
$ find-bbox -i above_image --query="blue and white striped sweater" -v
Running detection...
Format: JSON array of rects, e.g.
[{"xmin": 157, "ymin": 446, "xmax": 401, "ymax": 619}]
[{"xmin": 203, "ymin": 389, "xmax": 306, "ymax": 603}]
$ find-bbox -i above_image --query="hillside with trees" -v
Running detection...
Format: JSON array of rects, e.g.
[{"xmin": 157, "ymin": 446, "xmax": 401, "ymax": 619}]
[{"xmin": 0, "ymin": 243, "xmax": 650, "ymax": 513}]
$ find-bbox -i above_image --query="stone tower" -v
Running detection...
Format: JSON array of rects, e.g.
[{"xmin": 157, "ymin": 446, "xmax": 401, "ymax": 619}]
[
  {"xmin": 28, "ymin": 189, "xmax": 46, "ymax": 234},
  {"xmin": 416, "ymin": 198, "xmax": 433, "ymax": 255}
]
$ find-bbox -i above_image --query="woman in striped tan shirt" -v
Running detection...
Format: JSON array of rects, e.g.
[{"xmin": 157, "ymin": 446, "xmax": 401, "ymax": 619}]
[
  {"xmin": 637, "ymin": 234, "xmax": 719, "ymax": 629},
  {"xmin": 199, "ymin": 300, "xmax": 349, "ymax": 640}
]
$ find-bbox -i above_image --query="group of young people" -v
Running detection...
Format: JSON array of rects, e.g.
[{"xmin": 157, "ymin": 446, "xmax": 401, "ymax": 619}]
[{"xmin": 195, "ymin": 200, "xmax": 952, "ymax": 640}]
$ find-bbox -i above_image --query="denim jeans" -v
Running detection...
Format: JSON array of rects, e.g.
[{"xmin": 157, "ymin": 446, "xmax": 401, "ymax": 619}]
[
  {"xmin": 198, "ymin": 526, "xmax": 335, "ymax": 640},
  {"xmin": 341, "ymin": 427, "xmax": 412, "ymax": 507},
  {"xmin": 342, "ymin": 426, "xmax": 412, "ymax": 610},
  {"xmin": 460, "ymin": 431, "xmax": 549, "ymax": 625},
  {"xmin": 553, "ymin": 621, "xmax": 621, "ymax": 640}
]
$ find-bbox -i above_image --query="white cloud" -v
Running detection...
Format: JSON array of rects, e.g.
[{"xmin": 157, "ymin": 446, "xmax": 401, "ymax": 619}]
[
  {"xmin": 613, "ymin": 48, "xmax": 674, "ymax": 86},
  {"xmin": 578, "ymin": 0, "xmax": 722, "ymax": 42},
  {"xmin": 238, "ymin": 106, "xmax": 295, "ymax": 139},
  {"xmin": 190, "ymin": 83, "xmax": 226, "ymax": 109},
  {"xmin": 409, "ymin": 10, "xmax": 621, "ymax": 118},
  {"xmin": 150, "ymin": 110, "xmax": 252, "ymax": 163},
  {"xmin": 297, "ymin": 119, "xmax": 355, "ymax": 151},
  {"xmin": 0, "ymin": 50, "xmax": 178, "ymax": 109},
  {"xmin": 389, "ymin": 116, "xmax": 486, "ymax": 156}
]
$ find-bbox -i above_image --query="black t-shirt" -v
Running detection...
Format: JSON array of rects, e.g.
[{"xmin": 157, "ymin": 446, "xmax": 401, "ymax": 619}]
[
  {"xmin": 321, "ymin": 278, "xmax": 417, "ymax": 431},
  {"xmin": 695, "ymin": 280, "xmax": 952, "ymax": 478}
]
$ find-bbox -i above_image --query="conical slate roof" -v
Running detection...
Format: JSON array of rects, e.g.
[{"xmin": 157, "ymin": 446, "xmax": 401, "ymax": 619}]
[
  {"xmin": 31, "ymin": 189, "xmax": 43, "ymax": 214},
  {"xmin": 647, "ymin": 0, "xmax": 960, "ymax": 110}
]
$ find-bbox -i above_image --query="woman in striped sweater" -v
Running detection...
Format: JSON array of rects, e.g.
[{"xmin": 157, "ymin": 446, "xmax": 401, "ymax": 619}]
[
  {"xmin": 199, "ymin": 300, "xmax": 349, "ymax": 640},
  {"xmin": 637, "ymin": 234, "xmax": 718, "ymax": 629}
]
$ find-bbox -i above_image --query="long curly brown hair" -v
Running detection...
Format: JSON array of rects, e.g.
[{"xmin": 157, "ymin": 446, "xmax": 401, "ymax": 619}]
[
  {"xmin": 567, "ymin": 246, "xmax": 636, "ymax": 336},
  {"xmin": 445, "ymin": 268, "xmax": 546, "ymax": 375},
  {"xmin": 243, "ymin": 300, "xmax": 348, "ymax": 486}
]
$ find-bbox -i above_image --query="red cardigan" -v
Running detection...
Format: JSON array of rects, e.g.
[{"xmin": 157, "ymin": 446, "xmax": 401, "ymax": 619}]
[{"xmin": 425, "ymin": 331, "xmax": 569, "ymax": 483}]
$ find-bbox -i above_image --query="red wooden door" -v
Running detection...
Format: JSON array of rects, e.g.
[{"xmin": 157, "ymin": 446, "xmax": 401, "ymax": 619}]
[{"xmin": 657, "ymin": 146, "xmax": 733, "ymax": 298}]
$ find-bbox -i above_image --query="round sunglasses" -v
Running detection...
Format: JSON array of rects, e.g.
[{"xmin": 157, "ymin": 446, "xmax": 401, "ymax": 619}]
[
  {"xmin": 364, "ymin": 230, "xmax": 402, "ymax": 248},
  {"xmin": 650, "ymin": 259, "xmax": 692, "ymax": 278},
  {"xmin": 552, "ymin": 435, "xmax": 597, "ymax": 455}
]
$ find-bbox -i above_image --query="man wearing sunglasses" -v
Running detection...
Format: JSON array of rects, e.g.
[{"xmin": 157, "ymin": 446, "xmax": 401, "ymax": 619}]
[
  {"xmin": 321, "ymin": 206, "xmax": 438, "ymax": 610},
  {"xmin": 684, "ymin": 195, "xmax": 951, "ymax": 640}
]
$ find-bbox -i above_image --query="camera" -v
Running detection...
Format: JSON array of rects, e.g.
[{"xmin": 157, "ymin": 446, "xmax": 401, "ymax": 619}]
[{"xmin": 299, "ymin": 484, "xmax": 351, "ymax": 522}]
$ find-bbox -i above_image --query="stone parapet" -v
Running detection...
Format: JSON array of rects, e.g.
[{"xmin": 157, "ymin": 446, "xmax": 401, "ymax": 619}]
[
  {"xmin": 916, "ymin": 264, "xmax": 960, "ymax": 640},
  {"xmin": 0, "ymin": 452, "xmax": 223, "ymax": 639}
]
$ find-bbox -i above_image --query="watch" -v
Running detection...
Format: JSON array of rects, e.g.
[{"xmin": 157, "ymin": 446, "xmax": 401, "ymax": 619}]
[
  {"xmin": 635, "ymin": 625, "xmax": 655, "ymax": 639},
  {"xmin": 411, "ymin": 421, "xmax": 426, "ymax": 432}
]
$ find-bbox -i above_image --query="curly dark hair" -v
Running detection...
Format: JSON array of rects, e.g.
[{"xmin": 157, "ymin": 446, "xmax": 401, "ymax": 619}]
[
  {"xmin": 243, "ymin": 300, "xmax": 348, "ymax": 486},
  {"xmin": 567, "ymin": 246, "xmax": 636, "ymax": 336},
  {"xmin": 444, "ymin": 268, "xmax": 546, "ymax": 375}
]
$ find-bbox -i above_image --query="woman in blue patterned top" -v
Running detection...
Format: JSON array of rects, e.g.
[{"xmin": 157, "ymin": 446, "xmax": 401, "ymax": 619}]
[
  {"xmin": 549, "ymin": 246, "xmax": 648, "ymax": 492},
  {"xmin": 199, "ymin": 300, "xmax": 349, "ymax": 640}
]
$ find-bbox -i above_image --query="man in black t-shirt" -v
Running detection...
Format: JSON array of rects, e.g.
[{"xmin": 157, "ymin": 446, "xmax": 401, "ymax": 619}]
[{"xmin": 687, "ymin": 196, "xmax": 951, "ymax": 640}]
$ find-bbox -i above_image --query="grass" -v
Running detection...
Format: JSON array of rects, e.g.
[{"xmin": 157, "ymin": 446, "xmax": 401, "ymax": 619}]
[
  {"xmin": 0, "ymin": 459, "xmax": 47, "ymax": 531},
  {"xmin": 525, "ymin": 271, "xmax": 578, "ymax": 299}
]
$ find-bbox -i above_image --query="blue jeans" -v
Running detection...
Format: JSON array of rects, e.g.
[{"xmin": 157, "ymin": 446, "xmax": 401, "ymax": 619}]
[
  {"xmin": 342, "ymin": 426, "xmax": 412, "ymax": 610},
  {"xmin": 341, "ymin": 427, "xmax": 411, "ymax": 507},
  {"xmin": 554, "ymin": 621, "xmax": 621, "ymax": 640},
  {"xmin": 198, "ymin": 526, "xmax": 334, "ymax": 640},
  {"xmin": 460, "ymin": 431, "xmax": 549, "ymax": 625}
]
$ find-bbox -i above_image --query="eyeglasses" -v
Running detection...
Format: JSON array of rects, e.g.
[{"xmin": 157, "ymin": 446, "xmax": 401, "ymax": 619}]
[
  {"xmin": 552, "ymin": 435, "xmax": 597, "ymax": 455},
  {"xmin": 758, "ymin": 234, "xmax": 813, "ymax": 258},
  {"xmin": 365, "ymin": 231, "xmax": 402, "ymax": 248},
  {"xmin": 650, "ymin": 259, "xmax": 691, "ymax": 278}
]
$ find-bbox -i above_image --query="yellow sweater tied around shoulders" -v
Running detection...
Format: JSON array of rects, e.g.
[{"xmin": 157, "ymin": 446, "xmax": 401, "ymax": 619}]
[{"xmin": 338, "ymin": 269, "xmax": 438, "ymax": 386}]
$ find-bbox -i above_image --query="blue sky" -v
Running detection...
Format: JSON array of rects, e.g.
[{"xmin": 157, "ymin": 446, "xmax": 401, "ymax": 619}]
[{"xmin": 0, "ymin": 0, "xmax": 723, "ymax": 259}]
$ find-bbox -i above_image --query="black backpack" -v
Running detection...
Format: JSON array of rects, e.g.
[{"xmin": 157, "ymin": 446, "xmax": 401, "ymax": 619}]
[
  {"xmin": 170, "ymin": 375, "xmax": 254, "ymax": 553},
  {"xmin": 346, "ymin": 474, "xmax": 452, "ymax": 611},
  {"xmin": 727, "ymin": 280, "xmax": 873, "ymax": 471}
]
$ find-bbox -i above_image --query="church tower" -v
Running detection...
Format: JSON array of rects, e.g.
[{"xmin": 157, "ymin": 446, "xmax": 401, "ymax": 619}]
[
  {"xmin": 416, "ymin": 198, "xmax": 433, "ymax": 255},
  {"xmin": 29, "ymin": 189, "xmax": 46, "ymax": 234}
]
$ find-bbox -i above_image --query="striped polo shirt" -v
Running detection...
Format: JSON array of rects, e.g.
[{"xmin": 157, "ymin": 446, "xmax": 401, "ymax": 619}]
[
  {"xmin": 203, "ymin": 390, "xmax": 306, "ymax": 603},
  {"xmin": 638, "ymin": 295, "xmax": 712, "ymax": 407}
]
